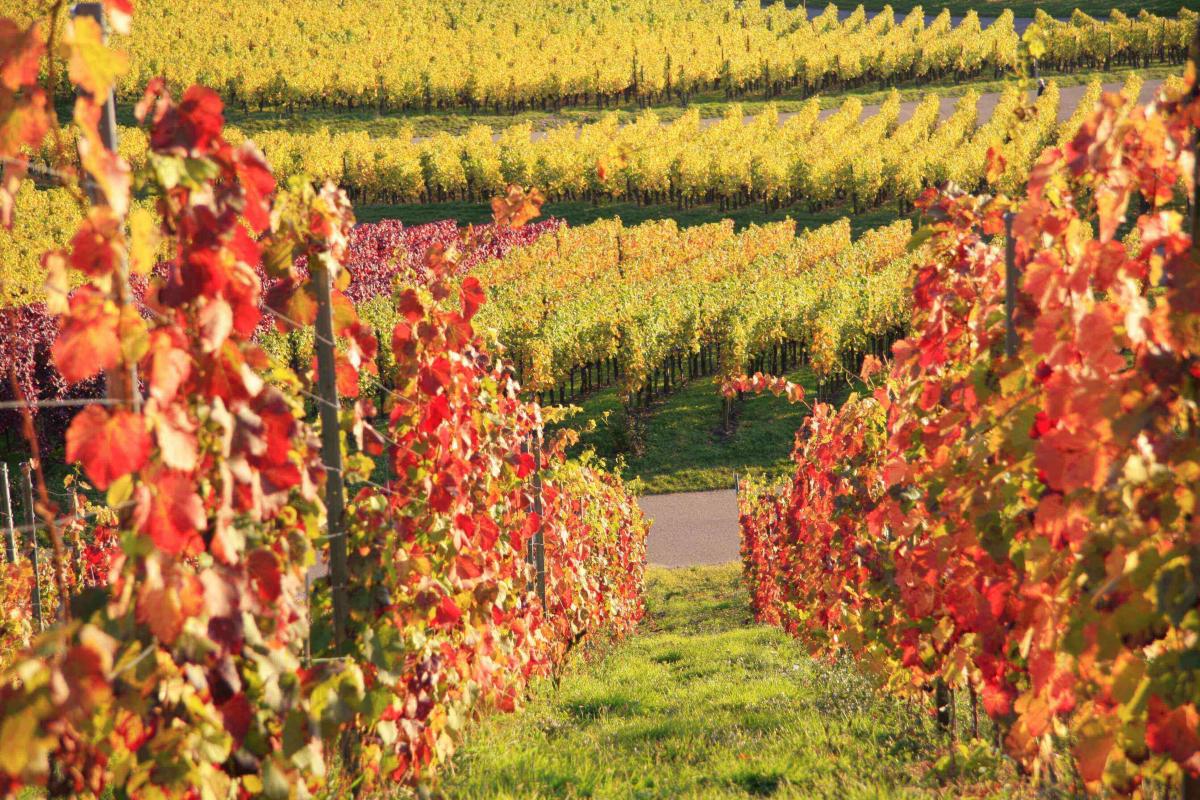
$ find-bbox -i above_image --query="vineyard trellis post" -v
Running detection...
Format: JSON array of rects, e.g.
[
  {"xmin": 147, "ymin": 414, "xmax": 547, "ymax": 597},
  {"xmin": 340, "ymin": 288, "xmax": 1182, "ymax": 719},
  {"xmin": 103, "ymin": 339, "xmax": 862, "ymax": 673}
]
[
  {"xmin": 20, "ymin": 462, "xmax": 43, "ymax": 632},
  {"xmin": 72, "ymin": 4, "xmax": 120, "ymax": 158},
  {"xmin": 529, "ymin": 428, "xmax": 546, "ymax": 609},
  {"xmin": 934, "ymin": 678, "xmax": 952, "ymax": 734},
  {"xmin": 312, "ymin": 262, "xmax": 351, "ymax": 651},
  {"xmin": 1004, "ymin": 211, "xmax": 1018, "ymax": 358},
  {"xmin": 73, "ymin": 2, "xmax": 141, "ymax": 412},
  {"xmin": 2, "ymin": 463, "xmax": 16, "ymax": 564}
]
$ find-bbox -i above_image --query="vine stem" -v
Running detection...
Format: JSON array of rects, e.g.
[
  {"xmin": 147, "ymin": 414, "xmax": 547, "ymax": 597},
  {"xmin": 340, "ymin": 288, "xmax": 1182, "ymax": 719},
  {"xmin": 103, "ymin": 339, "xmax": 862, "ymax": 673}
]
[{"xmin": 1191, "ymin": 17, "xmax": 1200, "ymax": 253}]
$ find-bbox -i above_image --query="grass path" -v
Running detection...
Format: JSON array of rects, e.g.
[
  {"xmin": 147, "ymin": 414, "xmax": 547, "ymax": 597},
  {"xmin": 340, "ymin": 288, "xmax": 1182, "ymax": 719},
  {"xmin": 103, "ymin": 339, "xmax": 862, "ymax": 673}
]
[
  {"xmin": 356, "ymin": 199, "xmax": 902, "ymax": 236},
  {"xmin": 444, "ymin": 564, "xmax": 1024, "ymax": 799},
  {"xmin": 553, "ymin": 365, "xmax": 850, "ymax": 495}
]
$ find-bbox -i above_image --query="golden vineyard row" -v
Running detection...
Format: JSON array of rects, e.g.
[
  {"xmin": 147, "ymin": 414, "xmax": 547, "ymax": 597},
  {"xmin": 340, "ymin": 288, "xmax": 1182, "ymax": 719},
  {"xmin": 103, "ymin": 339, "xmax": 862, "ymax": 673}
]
[
  {"xmin": 3, "ymin": 75, "xmax": 1168, "ymax": 311},
  {"xmin": 472, "ymin": 216, "xmax": 916, "ymax": 399},
  {"xmin": 207, "ymin": 75, "xmax": 1159, "ymax": 207},
  {"xmin": 1, "ymin": 0, "xmax": 1193, "ymax": 110}
]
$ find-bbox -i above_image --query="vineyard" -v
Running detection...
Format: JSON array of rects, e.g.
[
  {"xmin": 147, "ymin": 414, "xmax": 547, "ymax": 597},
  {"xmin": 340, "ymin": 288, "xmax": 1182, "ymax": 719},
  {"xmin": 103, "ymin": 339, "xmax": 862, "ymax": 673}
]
[
  {"xmin": 1, "ymin": 74, "xmax": 1166, "ymax": 311},
  {"xmin": 0, "ymin": 7, "xmax": 650, "ymax": 797},
  {"xmin": 739, "ymin": 73, "xmax": 1200, "ymax": 794},
  {"xmin": 475, "ymin": 216, "xmax": 912, "ymax": 409},
  {"xmin": 0, "ymin": 216, "xmax": 561, "ymax": 430},
  {"xmin": 0, "ymin": 1, "xmax": 1193, "ymax": 112},
  {"xmin": 4, "ymin": 0, "xmax": 1200, "ymax": 797},
  {"xmin": 8, "ymin": 73, "xmax": 1169, "ymax": 212}
]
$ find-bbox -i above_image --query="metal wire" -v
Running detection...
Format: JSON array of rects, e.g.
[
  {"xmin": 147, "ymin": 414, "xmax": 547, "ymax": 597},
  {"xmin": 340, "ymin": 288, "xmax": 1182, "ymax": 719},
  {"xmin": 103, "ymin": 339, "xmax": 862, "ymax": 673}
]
[
  {"xmin": 293, "ymin": 384, "xmax": 405, "ymax": 455},
  {"xmin": 0, "ymin": 398, "xmax": 125, "ymax": 412},
  {"xmin": 315, "ymin": 461, "xmax": 398, "ymax": 499},
  {"xmin": 1, "ymin": 154, "xmax": 101, "ymax": 195},
  {"xmin": 3, "ymin": 500, "xmax": 135, "ymax": 538},
  {"xmin": 259, "ymin": 301, "xmax": 414, "ymax": 408}
]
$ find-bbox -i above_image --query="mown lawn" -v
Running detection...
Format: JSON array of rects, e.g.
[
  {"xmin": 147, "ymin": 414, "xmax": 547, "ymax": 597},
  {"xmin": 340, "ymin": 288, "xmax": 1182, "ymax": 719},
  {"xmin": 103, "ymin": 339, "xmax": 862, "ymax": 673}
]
[{"xmin": 443, "ymin": 563, "xmax": 1028, "ymax": 800}]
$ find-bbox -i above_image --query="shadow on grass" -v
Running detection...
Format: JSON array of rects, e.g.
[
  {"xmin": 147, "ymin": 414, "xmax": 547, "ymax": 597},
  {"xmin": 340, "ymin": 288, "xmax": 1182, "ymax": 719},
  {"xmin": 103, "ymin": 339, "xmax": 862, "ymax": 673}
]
[{"xmin": 445, "ymin": 563, "xmax": 1029, "ymax": 799}]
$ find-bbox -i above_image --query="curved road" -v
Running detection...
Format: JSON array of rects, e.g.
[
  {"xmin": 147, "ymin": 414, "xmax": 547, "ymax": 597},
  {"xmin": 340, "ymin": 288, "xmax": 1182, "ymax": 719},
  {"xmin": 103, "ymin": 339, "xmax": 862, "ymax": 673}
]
[{"xmin": 510, "ymin": 79, "xmax": 1164, "ymax": 144}]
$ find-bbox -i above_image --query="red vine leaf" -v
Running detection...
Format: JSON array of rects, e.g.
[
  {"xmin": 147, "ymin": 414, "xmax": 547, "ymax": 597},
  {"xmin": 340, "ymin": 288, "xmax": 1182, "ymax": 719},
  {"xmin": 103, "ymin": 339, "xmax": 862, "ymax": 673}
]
[
  {"xmin": 66, "ymin": 405, "xmax": 151, "ymax": 490},
  {"xmin": 135, "ymin": 469, "xmax": 207, "ymax": 556}
]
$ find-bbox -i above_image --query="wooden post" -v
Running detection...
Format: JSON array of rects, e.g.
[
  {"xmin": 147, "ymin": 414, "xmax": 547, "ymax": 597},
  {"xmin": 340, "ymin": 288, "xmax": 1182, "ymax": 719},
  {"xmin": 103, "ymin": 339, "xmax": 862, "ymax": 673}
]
[
  {"xmin": 969, "ymin": 685, "xmax": 979, "ymax": 740},
  {"xmin": 72, "ymin": 5, "xmax": 120, "ymax": 158},
  {"xmin": 1186, "ymin": 772, "xmax": 1200, "ymax": 800},
  {"xmin": 304, "ymin": 572, "xmax": 312, "ymax": 668},
  {"xmin": 312, "ymin": 262, "xmax": 350, "ymax": 651},
  {"xmin": 74, "ymin": 3, "xmax": 140, "ymax": 412},
  {"xmin": 2, "ymin": 463, "xmax": 16, "ymax": 564},
  {"xmin": 934, "ymin": 678, "xmax": 952, "ymax": 734},
  {"xmin": 1004, "ymin": 211, "xmax": 1018, "ymax": 358},
  {"xmin": 21, "ymin": 463, "xmax": 43, "ymax": 631},
  {"xmin": 532, "ymin": 429, "xmax": 546, "ymax": 609}
]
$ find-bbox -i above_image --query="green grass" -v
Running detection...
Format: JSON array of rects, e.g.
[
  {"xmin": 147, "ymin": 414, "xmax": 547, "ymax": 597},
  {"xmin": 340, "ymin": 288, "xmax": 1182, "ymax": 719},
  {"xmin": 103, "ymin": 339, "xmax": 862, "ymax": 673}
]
[
  {"xmin": 551, "ymin": 367, "xmax": 850, "ymax": 495},
  {"xmin": 360, "ymin": 199, "xmax": 904, "ymax": 235},
  {"xmin": 444, "ymin": 563, "xmax": 1026, "ymax": 799}
]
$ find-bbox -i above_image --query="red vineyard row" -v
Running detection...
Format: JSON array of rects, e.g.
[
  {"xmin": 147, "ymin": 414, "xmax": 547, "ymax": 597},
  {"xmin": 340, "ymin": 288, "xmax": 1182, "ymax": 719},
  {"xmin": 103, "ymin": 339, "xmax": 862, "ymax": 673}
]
[
  {"xmin": 0, "ymin": 9, "xmax": 645, "ymax": 798},
  {"xmin": 739, "ymin": 78, "xmax": 1200, "ymax": 795}
]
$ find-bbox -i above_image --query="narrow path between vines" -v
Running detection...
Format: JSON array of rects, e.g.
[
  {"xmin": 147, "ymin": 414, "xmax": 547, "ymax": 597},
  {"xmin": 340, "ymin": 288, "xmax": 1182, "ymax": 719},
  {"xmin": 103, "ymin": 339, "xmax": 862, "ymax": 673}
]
[{"xmin": 444, "ymin": 564, "xmax": 1022, "ymax": 799}]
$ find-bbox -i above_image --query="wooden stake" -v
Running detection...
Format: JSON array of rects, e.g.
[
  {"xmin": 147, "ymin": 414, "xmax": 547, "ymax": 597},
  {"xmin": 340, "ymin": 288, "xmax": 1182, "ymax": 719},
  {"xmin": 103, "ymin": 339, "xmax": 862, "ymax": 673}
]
[
  {"xmin": 21, "ymin": 463, "xmax": 43, "ymax": 631},
  {"xmin": 1, "ymin": 463, "xmax": 16, "ymax": 564},
  {"xmin": 312, "ymin": 263, "xmax": 350, "ymax": 650}
]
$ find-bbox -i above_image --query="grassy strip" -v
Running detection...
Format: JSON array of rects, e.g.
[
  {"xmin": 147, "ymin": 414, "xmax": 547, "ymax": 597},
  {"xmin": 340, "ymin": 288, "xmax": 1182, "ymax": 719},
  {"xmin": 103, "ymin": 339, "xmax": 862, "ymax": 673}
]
[
  {"xmin": 358, "ymin": 199, "xmax": 905, "ymax": 234},
  {"xmin": 444, "ymin": 563, "xmax": 1025, "ymax": 799},
  {"xmin": 552, "ymin": 367, "xmax": 839, "ymax": 495},
  {"xmin": 216, "ymin": 63, "xmax": 1176, "ymax": 139}
]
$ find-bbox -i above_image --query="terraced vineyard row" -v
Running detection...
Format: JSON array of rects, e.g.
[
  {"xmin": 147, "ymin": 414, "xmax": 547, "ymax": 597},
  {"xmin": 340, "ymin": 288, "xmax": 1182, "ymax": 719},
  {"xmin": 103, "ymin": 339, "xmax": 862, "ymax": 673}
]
[
  {"xmin": 474, "ymin": 216, "xmax": 916, "ymax": 408},
  {"xmin": 231, "ymin": 75, "xmax": 1157, "ymax": 208},
  {"xmin": 6, "ymin": 73, "xmax": 1164, "ymax": 311},
  {"xmin": 1, "ymin": 0, "xmax": 1190, "ymax": 111}
]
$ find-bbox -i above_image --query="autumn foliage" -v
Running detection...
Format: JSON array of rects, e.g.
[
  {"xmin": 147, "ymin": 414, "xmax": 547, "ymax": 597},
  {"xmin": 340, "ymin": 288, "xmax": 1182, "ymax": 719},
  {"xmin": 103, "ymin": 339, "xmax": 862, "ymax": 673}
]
[
  {"xmin": 740, "ymin": 74, "xmax": 1200, "ymax": 794},
  {"xmin": 0, "ymin": 5, "xmax": 646, "ymax": 797}
]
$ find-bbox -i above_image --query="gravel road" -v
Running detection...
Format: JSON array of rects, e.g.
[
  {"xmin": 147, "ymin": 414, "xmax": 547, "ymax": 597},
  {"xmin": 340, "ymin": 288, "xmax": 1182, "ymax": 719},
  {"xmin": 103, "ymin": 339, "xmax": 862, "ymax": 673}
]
[{"xmin": 810, "ymin": 78, "xmax": 1163, "ymax": 126}]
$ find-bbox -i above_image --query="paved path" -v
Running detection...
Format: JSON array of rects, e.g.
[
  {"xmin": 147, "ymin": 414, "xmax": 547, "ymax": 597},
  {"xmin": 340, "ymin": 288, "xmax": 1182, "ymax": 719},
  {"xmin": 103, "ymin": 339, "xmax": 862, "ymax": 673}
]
[
  {"xmin": 811, "ymin": 78, "xmax": 1161, "ymax": 127},
  {"xmin": 803, "ymin": 7, "xmax": 1036, "ymax": 33},
  {"xmin": 307, "ymin": 488, "xmax": 743, "ymax": 577},
  {"xmin": 513, "ymin": 79, "xmax": 1164, "ymax": 143},
  {"xmin": 640, "ymin": 489, "xmax": 741, "ymax": 567}
]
